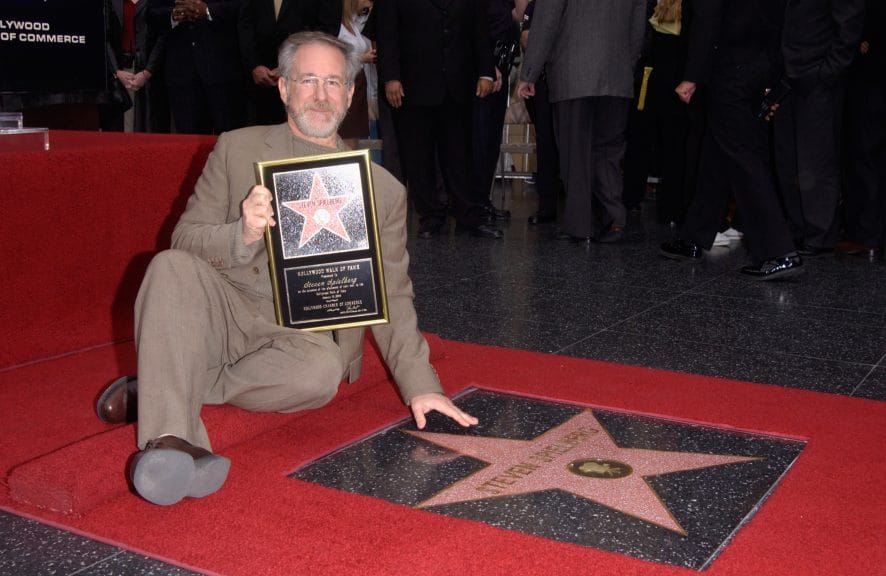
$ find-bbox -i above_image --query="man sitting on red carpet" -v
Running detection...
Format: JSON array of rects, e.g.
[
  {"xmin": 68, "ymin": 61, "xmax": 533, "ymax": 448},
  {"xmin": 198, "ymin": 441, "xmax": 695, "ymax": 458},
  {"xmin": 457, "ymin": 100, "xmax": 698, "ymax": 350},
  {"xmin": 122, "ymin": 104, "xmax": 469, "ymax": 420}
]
[{"xmin": 94, "ymin": 31, "xmax": 477, "ymax": 506}]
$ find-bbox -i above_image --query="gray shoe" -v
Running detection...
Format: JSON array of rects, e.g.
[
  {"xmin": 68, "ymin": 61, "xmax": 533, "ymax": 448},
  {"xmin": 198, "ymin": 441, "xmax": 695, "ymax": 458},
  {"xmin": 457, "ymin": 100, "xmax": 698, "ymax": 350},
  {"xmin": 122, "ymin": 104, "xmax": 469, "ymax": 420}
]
[{"xmin": 131, "ymin": 435, "xmax": 230, "ymax": 506}]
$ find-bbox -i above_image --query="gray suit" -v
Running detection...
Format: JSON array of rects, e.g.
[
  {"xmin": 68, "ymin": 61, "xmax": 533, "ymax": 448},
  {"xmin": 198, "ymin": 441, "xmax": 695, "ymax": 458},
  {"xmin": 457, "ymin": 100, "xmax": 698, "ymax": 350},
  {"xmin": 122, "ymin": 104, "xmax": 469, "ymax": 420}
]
[
  {"xmin": 135, "ymin": 124, "xmax": 442, "ymax": 450},
  {"xmin": 519, "ymin": 0, "xmax": 646, "ymax": 103},
  {"xmin": 520, "ymin": 0, "xmax": 646, "ymax": 238}
]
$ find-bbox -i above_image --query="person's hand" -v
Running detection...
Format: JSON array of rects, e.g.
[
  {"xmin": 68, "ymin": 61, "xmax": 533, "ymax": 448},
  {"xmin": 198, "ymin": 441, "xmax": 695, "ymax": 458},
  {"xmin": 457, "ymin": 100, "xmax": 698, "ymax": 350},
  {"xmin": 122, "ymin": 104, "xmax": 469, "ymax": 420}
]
[
  {"xmin": 174, "ymin": 0, "xmax": 208, "ymax": 22},
  {"xmin": 410, "ymin": 393, "xmax": 478, "ymax": 429},
  {"xmin": 760, "ymin": 87, "xmax": 781, "ymax": 123},
  {"xmin": 115, "ymin": 70, "xmax": 135, "ymax": 90},
  {"xmin": 859, "ymin": 40, "xmax": 870, "ymax": 55},
  {"xmin": 385, "ymin": 80, "xmax": 405, "ymax": 108},
  {"xmin": 516, "ymin": 80, "xmax": 535, "ymax": 99},
  {"xmin": 762, "ymin": 102, "xmax": 780, "ymax": 122},
  {"xmin": 476, "ymin": 77, "xmax": 493, "ymax": 98},
  {"xmin": 675, "ymin": 80, "xmax": 696, "ymax": 104},
  {"xmin": 252, "ymin": 65, "xmax": 277, "ymax": 87},
  {"xmin": 241, "ymin": 185, "xmax": 275, "ymax": 245},
  {"xmin": 492, "ymin": 67, "xmax": 503, "ymax": 93},
  {"xmin": 361, "ymin": 47, "xmax": 377, "ymax": 64},
  {"xmin": 130, "ymin": 69, "xmax": 151, "ymax": 91}
]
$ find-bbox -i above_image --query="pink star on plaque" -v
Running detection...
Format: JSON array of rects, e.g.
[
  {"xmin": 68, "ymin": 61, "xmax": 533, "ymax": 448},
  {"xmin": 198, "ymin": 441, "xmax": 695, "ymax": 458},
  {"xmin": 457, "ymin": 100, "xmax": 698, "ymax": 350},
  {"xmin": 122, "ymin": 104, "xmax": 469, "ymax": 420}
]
[
  {"xmin": 407, "ymin": 411, "xmax": 759, "ymax": 535},
  {"xmin": 282, "ymin": 172, "xmax": 352, "ymax": 248}
]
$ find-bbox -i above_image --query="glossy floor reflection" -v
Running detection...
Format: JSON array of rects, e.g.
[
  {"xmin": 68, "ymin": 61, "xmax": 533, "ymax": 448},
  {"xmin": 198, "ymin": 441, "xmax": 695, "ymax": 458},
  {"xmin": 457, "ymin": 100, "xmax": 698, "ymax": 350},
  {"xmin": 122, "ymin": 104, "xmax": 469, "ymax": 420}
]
[
  {"xmin": 292, "ymin": 388, "xmax": 805, "ymax": 571},
  {"xmin": 2, "ymin": 181, "xmax": 883, "ymax": 575}
]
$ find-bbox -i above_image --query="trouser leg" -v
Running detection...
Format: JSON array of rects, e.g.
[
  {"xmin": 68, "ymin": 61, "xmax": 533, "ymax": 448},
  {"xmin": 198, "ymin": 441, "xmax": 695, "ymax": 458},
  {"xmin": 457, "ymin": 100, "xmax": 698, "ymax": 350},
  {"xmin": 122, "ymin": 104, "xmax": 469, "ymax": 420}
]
[
  {"xmin": 395, "ymin": 105, "xmax": 445, "ymax": 224},
  {"xmin": 791, "ymin": 81, "xmax": 845, "ymax": 248},
  {"xmin": 134, "ymin": 250, "xmax": 343, "ymax": 451},
  {"xmin": 554, "ymin": 97, "xmax": 595, "ymax": 237},
  {"xmin": 592, "ymin": 97, "xmax": 629, "ymax": 229}
]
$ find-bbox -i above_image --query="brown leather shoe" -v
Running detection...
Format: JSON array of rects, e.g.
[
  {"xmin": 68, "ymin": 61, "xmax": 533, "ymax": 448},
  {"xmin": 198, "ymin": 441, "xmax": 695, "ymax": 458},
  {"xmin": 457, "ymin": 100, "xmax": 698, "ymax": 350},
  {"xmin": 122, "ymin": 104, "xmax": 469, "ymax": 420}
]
[
  {"xmin": 95, "ymin": 375, "xmax": 138, "ymax": 424},
  {"xmin": 834, "ymin": 240, "xmax": 879, "ymax": 258},
  {"xmin": 130, "ymin": 435, "xmax": 231, "ymax": 506}
]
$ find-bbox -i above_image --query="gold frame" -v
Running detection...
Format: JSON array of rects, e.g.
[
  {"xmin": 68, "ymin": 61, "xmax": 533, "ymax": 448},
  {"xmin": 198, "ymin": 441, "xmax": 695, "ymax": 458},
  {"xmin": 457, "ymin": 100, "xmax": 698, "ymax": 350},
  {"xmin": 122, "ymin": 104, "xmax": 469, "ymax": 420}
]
[{"xmin": 255, "ymin": 149, "xmax": 388, "ymax": 331}]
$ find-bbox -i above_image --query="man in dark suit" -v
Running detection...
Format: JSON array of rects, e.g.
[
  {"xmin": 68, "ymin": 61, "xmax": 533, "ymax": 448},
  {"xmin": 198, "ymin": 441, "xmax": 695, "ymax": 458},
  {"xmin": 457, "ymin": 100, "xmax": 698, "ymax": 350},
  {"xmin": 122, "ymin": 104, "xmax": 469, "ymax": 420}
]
[
  {"xmin": 839, "ymin": 0, "xmax": 884, "ymax": 256},
  {"xmin": 661, "ymin": 0, "xmax": 803, "ymax": 280},
  {"xmin": 150, "ymin": 0, "xmax": 247, "ymax": 134},
  {"xmin": 775, "ymin": 0, "xmax": 865, "ymax": 255},
  {"xmin": 238, "ymin": 0, "xmax": 341, "ymax": 125},
  {"xmin": 376, "ymin": 0, "xmax": 502, "ymax": 239}
]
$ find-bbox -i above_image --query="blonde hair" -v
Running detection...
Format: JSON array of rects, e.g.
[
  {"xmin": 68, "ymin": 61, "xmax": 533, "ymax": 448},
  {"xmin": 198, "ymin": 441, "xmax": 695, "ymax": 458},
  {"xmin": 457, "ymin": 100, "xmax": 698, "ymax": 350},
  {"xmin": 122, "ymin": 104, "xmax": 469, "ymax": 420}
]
[
  {"xmin": 653, "ymin": 0, "xmax": 681, "ymax": 24},
  {"xmin": 341, "ymin": 0, "xmax": 364, "ymax": 34}
]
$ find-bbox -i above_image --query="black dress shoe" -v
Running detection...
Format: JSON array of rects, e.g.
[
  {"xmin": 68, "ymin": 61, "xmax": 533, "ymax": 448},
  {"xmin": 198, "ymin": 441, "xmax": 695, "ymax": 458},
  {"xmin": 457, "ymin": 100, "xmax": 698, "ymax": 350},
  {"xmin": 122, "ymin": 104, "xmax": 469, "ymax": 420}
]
[
  {"xmin": 596, "ymin": 225, "xmax": 624, "ymax": 244},
  {"xmin": 458, "ymin": 223, "xmax": 503, "ymax": 239},
  {"xmin": 483, "ymin": 203, "xmax": 511, "ymax": 221},
  {"xmin": 131, "ymin": 435, "xmax": 231, "ymax": 506},
  {"xmin": 417, "ymin": 220, "xmax": 443, "ymax": 239},
  {"xmin": 528, "ymin": 213, "xmax": 556, "ymax": 225},
  {"xmin": 740, "ymin": 254, "xmax": 803, "ymax": 281},
  {"xmin": 660, "ymin": 238, "xmax": 703, "ymax": 261},
  {"xmin": 554, "ymin": 230, "xmax": 591, "ymax": 244},
  {"xmin": 796, "ymin": 244, "xmax": 833, "ymax": 258},
  {"xmin": 96, "ymin": 375, "xmax": 138, "ymax": 424}
]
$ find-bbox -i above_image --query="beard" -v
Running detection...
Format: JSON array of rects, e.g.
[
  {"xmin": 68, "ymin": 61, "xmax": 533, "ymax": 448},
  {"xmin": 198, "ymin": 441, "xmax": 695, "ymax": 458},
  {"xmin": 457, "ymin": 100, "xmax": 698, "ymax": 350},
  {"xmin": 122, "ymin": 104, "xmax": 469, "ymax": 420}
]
[{"xmin": 287, "ymin": 99, "xmax": 346, "ymax": 140}]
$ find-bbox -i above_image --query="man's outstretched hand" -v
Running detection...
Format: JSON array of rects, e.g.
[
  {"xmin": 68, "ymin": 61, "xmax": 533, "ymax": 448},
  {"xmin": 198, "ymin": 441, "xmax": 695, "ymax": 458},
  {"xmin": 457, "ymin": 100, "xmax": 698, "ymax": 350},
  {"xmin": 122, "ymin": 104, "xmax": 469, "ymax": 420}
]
[{"xmin": 410, "ymin": 393, "xmax": 478, "ymax": 429}]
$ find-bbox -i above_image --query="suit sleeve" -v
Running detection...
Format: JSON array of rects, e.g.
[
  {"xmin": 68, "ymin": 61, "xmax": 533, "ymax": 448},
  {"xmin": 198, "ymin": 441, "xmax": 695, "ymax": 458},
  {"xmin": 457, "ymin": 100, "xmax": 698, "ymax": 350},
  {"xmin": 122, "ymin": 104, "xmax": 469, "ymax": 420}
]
[
  {"xmin": 375, "ymin": 0, "xmax": 401, "ymax": 85},
  {"xmin": 629, "ymin": 0, "xmax": 648, "ymax": 63},
  {"xmin": 518, "ymin": 0, "xmax": 566, "ymax": 83},
  {"xmin": 171, "ymin": 132, "xmax": 262, "ymax": 269},
  {"xmin": 472, "ymin": 0, "xmax": 495, "ymax": 78},
  {"xmin": 682, "ymin": 0, "xmax": 725, "ymax": 84},
  {"xmin": 818, "ymin": 0, "xmax": 865, "ymax": 84},
  {"xmin": 369, "ymin": 168, "xmax": 444, "ymax": 404},
  {"xmin": 238, "ymin": 0, "xmax": 263, "ymax": 73}
]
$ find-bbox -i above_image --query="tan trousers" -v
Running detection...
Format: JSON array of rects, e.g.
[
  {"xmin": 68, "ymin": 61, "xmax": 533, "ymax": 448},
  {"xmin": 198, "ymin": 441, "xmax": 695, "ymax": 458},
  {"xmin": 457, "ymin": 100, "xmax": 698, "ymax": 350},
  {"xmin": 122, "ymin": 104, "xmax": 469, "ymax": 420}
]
[{"xmin": 134, "ymin": 250, "xmax": 345, "ymax": 451}]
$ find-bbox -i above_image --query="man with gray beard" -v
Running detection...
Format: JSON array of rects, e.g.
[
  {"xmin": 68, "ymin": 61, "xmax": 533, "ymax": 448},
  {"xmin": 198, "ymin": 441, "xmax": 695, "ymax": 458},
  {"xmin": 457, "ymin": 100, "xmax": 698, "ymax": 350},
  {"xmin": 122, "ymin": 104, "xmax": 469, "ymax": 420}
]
[{"xmin": 94, "ymin": 31, "xmax": 477, "ymax": 506}]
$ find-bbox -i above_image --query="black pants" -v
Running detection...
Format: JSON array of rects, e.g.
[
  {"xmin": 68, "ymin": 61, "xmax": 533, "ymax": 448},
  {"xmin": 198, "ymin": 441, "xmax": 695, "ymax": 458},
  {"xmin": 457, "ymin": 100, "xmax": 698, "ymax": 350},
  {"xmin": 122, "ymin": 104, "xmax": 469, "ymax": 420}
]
[
  {"xmin": 682, "ymin": 61, "xmax": 793, "ymax": 261},
  {"xmin": 471, "ymin": 78, "xmax": 509, "ymax": 207},
  {"xmin": 168, "ymin": 80, "xmax": 246, "ymax": 135},
  {"xmin": 525, "ymin": 75, "xmax": 560, "ymax": 218},
  {"xmin": 842, "ymin": 63, "xmax": 886, "ymax": 247},
  {"xmin": 393, "ymin": 95, "xmax": 483, "ymax": 227},
  {"xmin": 774, "ymin": 78, "xmax": 846, "ymax": 248},
  {"xmin": 554, "ymin": 96, "xmax": 629, "ymax": 238}
]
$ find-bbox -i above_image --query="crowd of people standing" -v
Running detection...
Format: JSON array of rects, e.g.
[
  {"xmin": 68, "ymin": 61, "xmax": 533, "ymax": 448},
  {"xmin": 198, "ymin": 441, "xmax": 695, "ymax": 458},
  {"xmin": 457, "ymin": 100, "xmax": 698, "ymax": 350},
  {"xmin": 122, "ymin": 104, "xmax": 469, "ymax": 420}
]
[{"xmin": 103, "ymin": 0, "xmax": 883, "ymax": 278}]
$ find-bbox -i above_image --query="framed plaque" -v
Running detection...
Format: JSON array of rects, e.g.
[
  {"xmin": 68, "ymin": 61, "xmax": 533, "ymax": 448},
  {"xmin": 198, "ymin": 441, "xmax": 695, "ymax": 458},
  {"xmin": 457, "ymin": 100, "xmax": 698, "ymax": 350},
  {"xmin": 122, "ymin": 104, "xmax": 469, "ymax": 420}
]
[{"xmin": 255, "ymin": 150, "xmax": 388, "ymax": 332}]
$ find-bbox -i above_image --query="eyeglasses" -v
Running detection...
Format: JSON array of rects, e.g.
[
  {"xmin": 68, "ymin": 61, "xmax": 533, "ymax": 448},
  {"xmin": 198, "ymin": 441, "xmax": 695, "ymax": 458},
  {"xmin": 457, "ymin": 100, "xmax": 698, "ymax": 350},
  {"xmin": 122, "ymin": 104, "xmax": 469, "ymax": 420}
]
[{"xmin": 289, "ymin": 74, "xmax": 349, "ymax": 93}]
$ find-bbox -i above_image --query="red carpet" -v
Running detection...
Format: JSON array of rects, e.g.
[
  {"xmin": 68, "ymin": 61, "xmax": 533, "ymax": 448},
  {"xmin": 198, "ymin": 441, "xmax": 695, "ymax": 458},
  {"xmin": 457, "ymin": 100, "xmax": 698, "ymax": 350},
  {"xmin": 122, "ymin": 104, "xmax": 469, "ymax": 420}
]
[{"xmin": 1, "ymin": 338, "xmax": 884, "ymax": 575}]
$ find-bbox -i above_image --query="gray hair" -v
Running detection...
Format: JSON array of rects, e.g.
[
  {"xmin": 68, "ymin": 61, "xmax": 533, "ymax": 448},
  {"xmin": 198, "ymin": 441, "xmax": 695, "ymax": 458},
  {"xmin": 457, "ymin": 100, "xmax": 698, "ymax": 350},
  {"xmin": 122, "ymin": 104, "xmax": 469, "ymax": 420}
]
[{"xmin": 277, "ymin": 31, "xmax": 362, "ymax": 86}]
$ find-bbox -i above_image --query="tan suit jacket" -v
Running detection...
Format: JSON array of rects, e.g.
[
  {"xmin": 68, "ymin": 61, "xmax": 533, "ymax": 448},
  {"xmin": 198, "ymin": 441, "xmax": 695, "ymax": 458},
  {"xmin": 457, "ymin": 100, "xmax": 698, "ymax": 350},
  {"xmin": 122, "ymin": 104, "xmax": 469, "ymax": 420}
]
[{"xmin": 171, "ymin": 123, "xmax": 442, "ymax": 404}]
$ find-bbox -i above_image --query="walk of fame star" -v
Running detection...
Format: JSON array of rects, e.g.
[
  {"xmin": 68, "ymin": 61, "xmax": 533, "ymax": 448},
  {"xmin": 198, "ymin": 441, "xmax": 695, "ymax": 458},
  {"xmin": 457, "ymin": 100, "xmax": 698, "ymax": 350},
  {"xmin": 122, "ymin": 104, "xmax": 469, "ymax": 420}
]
[
  {"xmin": 282, "ymin": 172, "xmax": 351, "ymax": 248},
  {"xmin": 407, "ymin": 411, "xmax": 759, "ymax": 534}
]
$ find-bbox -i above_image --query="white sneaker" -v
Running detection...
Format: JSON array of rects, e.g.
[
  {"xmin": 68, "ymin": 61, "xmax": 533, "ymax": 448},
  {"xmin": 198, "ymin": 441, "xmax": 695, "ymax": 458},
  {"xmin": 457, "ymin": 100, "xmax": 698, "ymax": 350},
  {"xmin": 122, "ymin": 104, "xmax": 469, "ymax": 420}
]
[
  {"xmin": 722, "ymin": 227, "xmax": 743, "ymax": 239},
  {"xmin": 713, "ymin": 232, "xmax": 731, "ymax": 247}
]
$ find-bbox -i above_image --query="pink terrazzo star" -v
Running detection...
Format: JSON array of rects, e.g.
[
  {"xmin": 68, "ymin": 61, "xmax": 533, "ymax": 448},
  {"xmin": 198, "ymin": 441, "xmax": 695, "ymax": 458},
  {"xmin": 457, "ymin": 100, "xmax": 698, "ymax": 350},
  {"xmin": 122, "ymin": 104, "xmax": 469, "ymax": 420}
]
[
  {"xmin": 282, "ymin": 172, "xmax": 351, "ymax": 248},
  {"xmin": 407, "ymin": 411, "xmax": 759, "ymax": 534}
]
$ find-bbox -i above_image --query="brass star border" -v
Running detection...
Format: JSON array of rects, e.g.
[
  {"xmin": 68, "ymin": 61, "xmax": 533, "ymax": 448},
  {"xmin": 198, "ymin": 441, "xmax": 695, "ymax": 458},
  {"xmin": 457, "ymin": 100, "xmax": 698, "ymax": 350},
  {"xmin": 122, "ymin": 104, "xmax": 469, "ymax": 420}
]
[{"xmin": 291, "ymin": 388, "xmax": 805, "ymax": 570}]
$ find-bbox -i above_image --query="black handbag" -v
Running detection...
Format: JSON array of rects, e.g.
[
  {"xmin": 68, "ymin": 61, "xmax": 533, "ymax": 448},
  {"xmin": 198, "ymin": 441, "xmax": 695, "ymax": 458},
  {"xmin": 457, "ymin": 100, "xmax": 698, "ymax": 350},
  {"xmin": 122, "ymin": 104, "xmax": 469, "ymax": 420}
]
[{"xmin": 109, "ymin": 76, "xmax": 133, "ymax": 113}]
